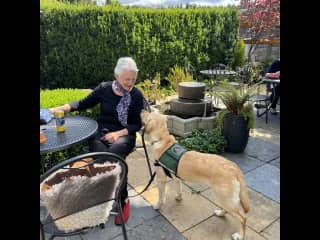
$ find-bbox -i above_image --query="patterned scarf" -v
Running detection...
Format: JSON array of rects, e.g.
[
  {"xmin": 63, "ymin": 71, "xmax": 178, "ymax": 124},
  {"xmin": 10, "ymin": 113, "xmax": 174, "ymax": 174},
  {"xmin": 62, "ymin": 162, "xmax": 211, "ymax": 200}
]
[{"xmin": 114, "ymin": 80, "xmax": 131, "ymax": 127}]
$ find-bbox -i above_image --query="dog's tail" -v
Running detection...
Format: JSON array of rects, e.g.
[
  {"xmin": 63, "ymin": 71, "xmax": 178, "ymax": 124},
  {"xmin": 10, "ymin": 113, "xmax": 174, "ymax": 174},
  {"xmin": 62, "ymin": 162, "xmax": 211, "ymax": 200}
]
[{"xmin": 237, "ymin": 172, "xmax": 250, "ymax": 213}]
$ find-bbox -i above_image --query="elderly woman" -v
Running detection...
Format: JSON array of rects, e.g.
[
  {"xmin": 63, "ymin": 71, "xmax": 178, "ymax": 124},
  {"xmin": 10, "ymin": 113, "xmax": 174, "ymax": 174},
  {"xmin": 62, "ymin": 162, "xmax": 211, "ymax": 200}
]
[{"xmin": 49, "ymin": 57, "xmax": 144, "ymax": 225}]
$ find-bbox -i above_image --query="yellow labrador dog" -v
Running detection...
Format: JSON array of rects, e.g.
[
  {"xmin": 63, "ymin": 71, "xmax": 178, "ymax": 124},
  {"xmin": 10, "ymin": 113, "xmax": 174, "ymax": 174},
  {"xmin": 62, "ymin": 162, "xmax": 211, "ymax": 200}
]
[{"xmin": 141, "ymin": 111, "xmax": 250, "ymax": 240}]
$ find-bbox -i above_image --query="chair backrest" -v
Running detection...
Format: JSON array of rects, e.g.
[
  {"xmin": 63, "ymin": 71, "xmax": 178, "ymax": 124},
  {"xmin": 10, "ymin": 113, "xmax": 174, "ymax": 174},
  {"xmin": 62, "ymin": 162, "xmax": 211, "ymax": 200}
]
[
  {"xmin": 208, "ymin": 63, "xmax": 227, "ymax": 80},
  {"xmin": 40, "ymin": 152, "xmax": 128, "ymax": 237},
  {"xmin": 210, "ymin": 63, "xmax": 226, "ymax": 70}
]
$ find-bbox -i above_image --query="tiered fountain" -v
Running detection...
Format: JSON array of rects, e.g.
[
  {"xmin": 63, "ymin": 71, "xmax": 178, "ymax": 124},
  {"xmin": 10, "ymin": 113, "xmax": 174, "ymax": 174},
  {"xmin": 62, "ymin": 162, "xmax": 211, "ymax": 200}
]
[
  {"xmin": 170, "ymin": 82, "xmax": 212, "ymax": 117},
  {"xmin": 164, "ymin": 82, "xmax": 217, "ymax": 137}
]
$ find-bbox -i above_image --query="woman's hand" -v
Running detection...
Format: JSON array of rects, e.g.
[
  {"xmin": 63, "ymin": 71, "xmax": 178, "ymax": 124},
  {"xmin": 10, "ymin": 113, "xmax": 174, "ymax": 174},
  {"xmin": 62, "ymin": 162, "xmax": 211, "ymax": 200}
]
[
  {"xmin": 49, "ymin": 104, "xmax": 71, "ymax": 114},
  {"xmin": 104, "ymin": 132, "xmax": 120, "ymax": 143},
  {"xmin": 100, "ymin": 129, "xmax": 129, "ymax": 143},
  {"xmin": 49, "ymin": 108, "xmax": 56, "ymax": 114}
]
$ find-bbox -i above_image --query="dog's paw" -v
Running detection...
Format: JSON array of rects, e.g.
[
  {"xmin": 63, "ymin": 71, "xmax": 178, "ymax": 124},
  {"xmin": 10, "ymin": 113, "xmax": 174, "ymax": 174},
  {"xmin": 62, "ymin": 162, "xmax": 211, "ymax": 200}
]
[
  {"xmin": 175, "ymin": 194, "xmax": 182, "ymax": 201},
  {"xmin": 214, "ymin": 209, "xmax": 226, "ymax": 217},
  {"xmin": 231, "ymin": 232, "xmax": 243, "ymax": 240}
]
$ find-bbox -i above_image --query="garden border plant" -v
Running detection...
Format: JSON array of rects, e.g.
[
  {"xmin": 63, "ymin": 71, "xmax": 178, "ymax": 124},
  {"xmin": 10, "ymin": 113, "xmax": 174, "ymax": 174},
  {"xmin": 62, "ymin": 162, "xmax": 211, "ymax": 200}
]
[{"xmin": 179, "ymin": 128, "xmax": 226, "ymax": 154}]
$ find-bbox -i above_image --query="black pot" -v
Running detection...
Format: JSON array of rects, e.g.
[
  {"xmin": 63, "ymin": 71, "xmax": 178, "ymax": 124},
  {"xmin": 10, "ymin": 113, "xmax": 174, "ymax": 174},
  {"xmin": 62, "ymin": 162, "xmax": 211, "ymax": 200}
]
[{"xmin": 222, "ymin": 113, "xmax": 249, "ymax": 153}]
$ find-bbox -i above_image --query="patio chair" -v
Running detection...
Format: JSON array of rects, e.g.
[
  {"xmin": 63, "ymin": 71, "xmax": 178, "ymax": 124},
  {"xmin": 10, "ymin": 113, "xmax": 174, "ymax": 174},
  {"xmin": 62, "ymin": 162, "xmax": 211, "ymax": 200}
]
[
  {"xmin": 40, "ymin": 152, "xmax": 128, "ymax": 240},
  {"xmin": 210, "ymin": 63, "xmax": 226, "ymax": 70},
  {"xmin": 209, "ymin": 63, "xmax": 227, "ymax": 79},
  {"xmin": 251, "ymin": 82, "xmax": 273, "ymax": 124}
]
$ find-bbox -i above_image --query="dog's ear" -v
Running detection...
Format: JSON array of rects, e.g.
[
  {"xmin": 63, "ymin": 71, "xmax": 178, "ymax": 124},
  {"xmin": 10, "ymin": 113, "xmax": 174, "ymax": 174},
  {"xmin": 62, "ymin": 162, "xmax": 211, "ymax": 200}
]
[
  {"xmin": 41, "ymin": 182, "xmax": 51, "ymax": 192},
  {"xmin": 143, "ymin": 115, "xmax": 153, "ymax": 133},
  {"xmin": 150, "ymin": 106, "xmax": 159, "ymax": 113}
]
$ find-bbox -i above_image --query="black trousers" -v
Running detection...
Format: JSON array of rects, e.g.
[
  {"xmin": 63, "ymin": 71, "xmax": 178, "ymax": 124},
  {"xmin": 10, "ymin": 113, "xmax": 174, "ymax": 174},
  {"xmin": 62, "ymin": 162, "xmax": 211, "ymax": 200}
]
[
  {"xmin": 89, "ymin": 130, "xmax": 136, "ymax": 207},
  {"xmin": 270, "ymin": 84, "xmax": 280, "ymax": 109}
]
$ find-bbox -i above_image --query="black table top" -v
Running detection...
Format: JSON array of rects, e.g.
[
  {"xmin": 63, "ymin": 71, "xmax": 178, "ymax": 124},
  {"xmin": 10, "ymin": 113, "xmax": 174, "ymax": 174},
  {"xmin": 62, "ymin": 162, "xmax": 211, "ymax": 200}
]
[{"xmin": 40, "ymin": 115, "xmax": 98, "ymax": 154}]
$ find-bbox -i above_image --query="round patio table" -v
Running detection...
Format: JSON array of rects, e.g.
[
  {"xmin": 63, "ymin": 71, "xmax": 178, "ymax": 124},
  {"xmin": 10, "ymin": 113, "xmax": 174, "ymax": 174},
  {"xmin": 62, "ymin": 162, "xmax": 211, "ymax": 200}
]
[
  {"xmin": 40, "ymin": 115, "xmax": 98, "ymax": 154},
  {"xmin": 263, "ymin": 78, "xmax": 280, "ymax": 84}
]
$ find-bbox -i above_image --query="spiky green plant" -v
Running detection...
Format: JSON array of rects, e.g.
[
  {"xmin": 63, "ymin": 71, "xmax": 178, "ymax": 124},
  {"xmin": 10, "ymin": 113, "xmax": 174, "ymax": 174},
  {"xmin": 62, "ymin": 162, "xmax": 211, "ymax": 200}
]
[
  {"xmin": 215, "ymin": 81, "xmax": 260, "ymax": 132},
  {"xmin": 219, "ymin": 88, "xmax": 250, "ymax": 115},
  {"xmin": 165, "ymin": 65, "xmax": 194, "ymax": 91},
  {"xmin": 215, "ymin": 82, "xmax": 257, "ymax": 115}
]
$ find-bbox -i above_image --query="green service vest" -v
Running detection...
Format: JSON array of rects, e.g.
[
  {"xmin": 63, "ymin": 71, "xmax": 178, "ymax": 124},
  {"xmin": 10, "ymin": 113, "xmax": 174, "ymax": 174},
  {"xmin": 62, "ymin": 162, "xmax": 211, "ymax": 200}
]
[{"xmin": 158, "ymin": 143, "xmax": 188, "ymax": 175}]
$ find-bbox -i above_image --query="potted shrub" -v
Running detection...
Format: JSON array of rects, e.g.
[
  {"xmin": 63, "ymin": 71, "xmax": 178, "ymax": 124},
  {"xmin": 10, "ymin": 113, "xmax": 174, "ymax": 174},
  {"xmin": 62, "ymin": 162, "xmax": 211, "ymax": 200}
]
[{"xmin": 215, "ymin": 83, "xmax": 256, "ymax": 153}]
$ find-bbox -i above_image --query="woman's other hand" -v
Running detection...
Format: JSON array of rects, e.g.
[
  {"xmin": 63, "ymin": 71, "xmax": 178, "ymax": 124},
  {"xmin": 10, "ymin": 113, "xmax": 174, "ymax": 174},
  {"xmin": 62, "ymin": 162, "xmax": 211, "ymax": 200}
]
[
  {"xmin": 49, "ymin": 104, "xmax": 71, "ymax": 114},
  {"xmin": 100, "ymin": 129, "xmax": 129, "ymax": 143},
  {"xmin": 101, "ymin": 131, "xmax": 121, "ymax": 143}
]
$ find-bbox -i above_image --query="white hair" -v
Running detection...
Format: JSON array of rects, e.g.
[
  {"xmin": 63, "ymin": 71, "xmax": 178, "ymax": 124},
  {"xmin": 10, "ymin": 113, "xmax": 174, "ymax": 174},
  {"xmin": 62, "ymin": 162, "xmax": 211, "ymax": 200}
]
[{"xmin": 114, "ymin": 57, "xmax": 139, "ymax": 76}]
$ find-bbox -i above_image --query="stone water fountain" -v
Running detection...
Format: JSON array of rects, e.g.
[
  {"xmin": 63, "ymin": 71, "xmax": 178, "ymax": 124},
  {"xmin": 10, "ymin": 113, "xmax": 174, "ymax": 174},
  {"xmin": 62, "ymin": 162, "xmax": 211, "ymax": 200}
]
[
  {"xmin": 170, "ymin": 82, "xmax": 212, "ymax": 118},
  {"xmin": 162, "ymin": 82, "xmax": 217, "ymax": 137}
]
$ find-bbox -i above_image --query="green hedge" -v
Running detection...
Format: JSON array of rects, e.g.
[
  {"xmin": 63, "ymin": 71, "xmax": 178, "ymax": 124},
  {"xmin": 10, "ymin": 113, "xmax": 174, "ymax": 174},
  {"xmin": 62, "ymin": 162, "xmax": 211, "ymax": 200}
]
[{"xmin": 40, "ymin": 2, "xmax": 241, "ymax": 89}]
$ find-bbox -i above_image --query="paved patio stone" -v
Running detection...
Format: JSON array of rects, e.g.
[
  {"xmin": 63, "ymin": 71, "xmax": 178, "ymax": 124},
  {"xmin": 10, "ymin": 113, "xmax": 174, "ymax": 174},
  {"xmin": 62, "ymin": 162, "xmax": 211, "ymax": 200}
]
[
  {"xmin": 126, "ymin": 188, "xmax": 160, "ymax": 225},
  {"xmin": 222, "ymin": 152, "xmax": 265, "ymax": 173},
  {"xmin": 45, "ymin": 234, "xmax": 82, "ymax": 240},
  {"xmin": 201, "ymin": 187, "xmax": 280, "ymax": 233},
  {"xmin": 139, "ymin": 181, "xmax": 218, "ymax": 232},
  {"xmin": 251, "ymin": 127, "xmax": 280, "ymax": 145},
  {"xmin": 253, "ymin": 108, "xmax": 280, "ymax": 138},
  {"xmin": 127, "ymin": 150, "xmax": 156, "ymax": 188},
  {"xmin": 81, "ymin": 219, "xmax": 123, "ymax": 240},
  {"xmin": 134, "ymin": 178, "xmax": 173, "ymax": 206},
  {"xmin": 82, "ymin": 188, "xmax": 160, "ymax": 240},
  {"xmin": 245, "ymin": 137, "xmax": 280, "ymax": 162},
  {"xmin": 261, "ymin": 219, "xmax": 280, "ymax": 240},
  {"xmin": 245, "ymin": 164, "xmax": 280, "ymax": 203},
  {"xmin": 246, "ymin": 188, "xmax": 280, "ymax": 232},
  {"xmin": 136, "ymin": 185, "xmax": 160, "ymax": 206},
  {"xmin": 269, "ymin": 157, "xmax": 280, "ymax": 169},
  {"xmin": 113, "ymin": 215, "xmax": 186, "ymax": 240},
  {"xmin": 183, "ymin": 214, "xmax": 266, "ymax": 240}
]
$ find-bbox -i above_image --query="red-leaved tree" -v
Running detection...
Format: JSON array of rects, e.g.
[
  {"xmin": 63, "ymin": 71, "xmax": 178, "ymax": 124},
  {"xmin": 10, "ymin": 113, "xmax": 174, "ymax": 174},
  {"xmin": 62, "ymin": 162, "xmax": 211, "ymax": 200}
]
[{"xmin": 240, "ymin": 0, "xmax": 280, "ymax": 61}]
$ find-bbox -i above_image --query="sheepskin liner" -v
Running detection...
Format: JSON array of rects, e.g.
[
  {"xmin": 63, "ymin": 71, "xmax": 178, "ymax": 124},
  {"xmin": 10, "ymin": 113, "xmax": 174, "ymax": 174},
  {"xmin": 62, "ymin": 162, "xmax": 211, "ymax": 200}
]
[{"xmin": 40, "ymin": 162, "xmax": 121, "ymax": 232}]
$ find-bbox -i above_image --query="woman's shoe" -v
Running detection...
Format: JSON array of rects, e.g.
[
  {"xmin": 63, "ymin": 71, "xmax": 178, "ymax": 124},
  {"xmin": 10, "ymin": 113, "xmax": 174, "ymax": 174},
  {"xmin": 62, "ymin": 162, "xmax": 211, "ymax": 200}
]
[
  {"xmin": 270, "ymin": 108, "xmax": 277, "ymax": 115},
  {"xmin": 115, "ymin": 198, "xmax": 130, "ymax": 225}
]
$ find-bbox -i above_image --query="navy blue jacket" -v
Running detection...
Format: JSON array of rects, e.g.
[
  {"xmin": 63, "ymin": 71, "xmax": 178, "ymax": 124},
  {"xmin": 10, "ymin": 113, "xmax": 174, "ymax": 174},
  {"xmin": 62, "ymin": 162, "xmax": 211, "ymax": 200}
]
[
  {"xmin": 69, "ymin": 81, "xmax": 144, "ymax": 136},
  {"xmin": 268, "ymin": 59, "xmax": 280, "ymax": 73}
]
